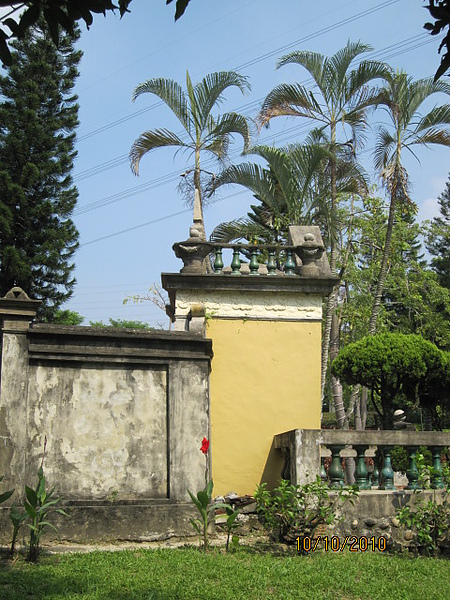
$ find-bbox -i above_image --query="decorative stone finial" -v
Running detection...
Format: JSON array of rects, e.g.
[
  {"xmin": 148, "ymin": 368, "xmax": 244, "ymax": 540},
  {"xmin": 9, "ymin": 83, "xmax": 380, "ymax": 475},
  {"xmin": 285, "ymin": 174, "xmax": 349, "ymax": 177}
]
[{"xmin": 4, "ymin": 287, "xmax": 31, "ymax": 300}]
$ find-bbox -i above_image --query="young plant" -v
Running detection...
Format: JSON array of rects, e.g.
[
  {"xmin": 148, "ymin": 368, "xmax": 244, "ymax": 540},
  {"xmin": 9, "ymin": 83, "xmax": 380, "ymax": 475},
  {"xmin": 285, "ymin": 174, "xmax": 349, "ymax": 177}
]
[
  {"xmin": 24, "ymin": 439, "xmax": 69, "ymax": 562},
  {"xmin": 0, "ymin": 476, "xmax": 14, "ymax": 505},
  {"xmin": 188, "ymin": 478, "xmax": 215, "ymax": 551},
  {"xmin": 255, "ymin": 477, "xmax": 358, "ymax": 546},
  {"xmin": 224, "ymin": 505, "xmax": 240, "ymax": 552},
  {"xmin": 188, "ymin": 437, "xmax": 227, "ymax": 551},
  {"xmin": 9, "ymin": 504, "xmax": 27, "ymax": 557},
  {"xmin": 396, "ymin": 452, "xmax": 450, "ymax": 555}
]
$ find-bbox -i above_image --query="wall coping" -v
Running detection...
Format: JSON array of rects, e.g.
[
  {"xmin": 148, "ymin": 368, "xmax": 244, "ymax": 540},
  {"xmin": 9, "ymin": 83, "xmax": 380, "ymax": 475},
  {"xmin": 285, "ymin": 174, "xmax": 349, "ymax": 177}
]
[
  {"xmin": 27, "ymin": 323, "xmax": 213, "ymax": 363},
  {"xmin": 274, "ymin": 428, "xmax": 450, "ymax": 448}
]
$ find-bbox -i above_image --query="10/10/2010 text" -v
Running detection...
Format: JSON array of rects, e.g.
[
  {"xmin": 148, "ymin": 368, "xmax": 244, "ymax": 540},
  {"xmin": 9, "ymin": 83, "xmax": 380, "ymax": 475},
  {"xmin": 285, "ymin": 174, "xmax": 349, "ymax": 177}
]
[{"xmin": 297, "ymin": 536, "xmax": 387, "ymax": 553}]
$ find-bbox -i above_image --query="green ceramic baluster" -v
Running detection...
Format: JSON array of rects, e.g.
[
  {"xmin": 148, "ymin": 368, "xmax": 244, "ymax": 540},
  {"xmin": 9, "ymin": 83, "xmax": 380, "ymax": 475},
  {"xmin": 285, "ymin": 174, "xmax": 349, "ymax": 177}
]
[
  {"xmin": 431, "ymin": 446, "xmax": 445, "ymax": 489},
  {"xmin": 380, "ymin": 447, "xmax": 395, "ymax": 490},
  {"xmin": 320, "ymin": 457, "xmax": 328, "ymax": 483},
  {"xmin": 267, "ymin": 250, "xmax": 277, "ymax": 276},
  {"xmin": 355, "ymin": 445, "xmax": 371, "ymax": 490},
  {"xmin": 249, "ymin": 247, "xmax": 260, "ymax": 275},
  {"xmin": 213, "ymin": 247, "xmax": 224, "ymax": 273},
  {"xmin": 328, "ymin": 445, "xmax": 345, "ymax": 488},
  {"xmin": 406, "ymin": 446, "xmax": 420, "ymax": 490},
  {"xmin": 284, "ymin": 249, "xmax": 296, "ymax": 276},
  {"xmin": 230, "ymin": 248, "xmax": 241, "ymax": 275}
]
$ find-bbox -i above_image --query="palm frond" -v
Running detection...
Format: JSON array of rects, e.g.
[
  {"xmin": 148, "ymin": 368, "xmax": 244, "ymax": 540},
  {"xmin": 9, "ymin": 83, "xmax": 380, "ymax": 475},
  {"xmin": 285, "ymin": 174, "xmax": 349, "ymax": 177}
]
[
  {"xmin": 415, "ymin": 105, "xmax": 450, "ymax": 132},
  {"xmin": 408, "ymin": 129, "xmax": 450, "ymax": 147},
  {"xmin": 373, "ymin": 127, "xmax": 395, "ymax": 172},
  {"xmin": 129, "ymin": 129, "xmax": 189, "ymax": 175},
  {"xmin": 131, "ymin": 78, "xmax": 190, "ymax": 134},
  {"xmin": 204, "ymin": 112, "xmax": 250, "ymax": 154},
  {"xmin": 277, "ymin": 50, "xmax": 325, "ymax": 91},
  {"xmin": 194, "ymin": 71, "xmax": 250, "ymax": 130},
  {"xmin": 258, "ymin": 83, "xmax": 324, "ymax": 127},
  {"xmin": 329, "ymin": 41, "xmax": 373, "ymax": 97},
  {"xmin": 212, "ymin": 162, "xmax": 276, "ymax": 206},
  {"xmin": 210, "ymin": 218, "xmax": 267, "ymax": 244}
]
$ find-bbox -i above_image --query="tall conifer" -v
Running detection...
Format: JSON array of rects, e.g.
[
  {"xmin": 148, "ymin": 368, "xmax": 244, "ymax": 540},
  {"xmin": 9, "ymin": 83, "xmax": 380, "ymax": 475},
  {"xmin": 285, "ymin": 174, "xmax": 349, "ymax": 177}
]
[
  {"xmin": 427, "ymin": 177, "xmax": 450, "ymax": 290},
  {"xmin": 0, "ymin": 21, "xmax": 81, "ymax": 319}
]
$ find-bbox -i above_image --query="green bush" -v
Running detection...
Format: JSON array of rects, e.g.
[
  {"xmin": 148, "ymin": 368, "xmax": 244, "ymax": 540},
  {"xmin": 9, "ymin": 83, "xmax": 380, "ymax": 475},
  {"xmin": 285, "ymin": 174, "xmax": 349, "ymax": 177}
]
[
  {"xmin": 396, "ymin": 454, "xmax": 450, "ymax": 555},
  {"xmin": 321, "ymin": 412, "xmax": 337, "ymax": 429},
  {"xmin": 254, "ymin": 478, "xmax": 358, "ymax": 549}
]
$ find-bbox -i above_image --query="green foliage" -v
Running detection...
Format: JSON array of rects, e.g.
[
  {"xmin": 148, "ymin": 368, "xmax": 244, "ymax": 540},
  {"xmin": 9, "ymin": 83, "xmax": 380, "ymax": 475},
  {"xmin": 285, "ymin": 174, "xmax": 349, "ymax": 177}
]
[
  {"xmin": 130, "ymin": 70, "xmax": 250, "ymax": 236},
  {"xmin": 254, "ymin": 478, "xmax": 358, "ymax": 548},
  {"xmin": 332, "ymin": 333, "xmax": 449, "ymax": 428},
  {"xmin": 396, "ymin": 453, "xmax": 450, "ymax": 555},
  {"xmin": 2, "ymin": 547, "xmax": 450, "ymax": 599},
  {"xmin": 426, "ymin": 174, "xmax": 450, "ymax": 290},
  {"xmin": 9, "ymin": 504, "xmax": 27, "ymax": 557},
  {"xmin": 424, "ymin": 1, "xmax": 450, "ymax": 80},
  {"xmin": 24, "ymin": 464, "xmax": 69, "ymax": 562},
  {"xmin": 321, "ymin": 411, "xmax": 338, "ymax": 429},
  {"xmin": 390, "ymin": 447, "xmax": 408, "ymax": 473},
  {"xmin": 224, "ymin": 505, "xmax": 240, "ymax": 552},
  {"xmin": 0, "ymin": 475, "xmax": 14, "ymax": 505},
  {"xmin": 44, "ymin": 309, "xmax": 84, "ymax": 326},
  {"xmin": 88, "ymin": 318, "xmax": 152, "ymax": 329},
  {"xmin": 187, "ymin": 479, "xmax": 216, "ymax": 550},
  {"xmin": 391, "ymin": 446, "xmax": 432, "ymax": 474},
  {"xmin": 0, "ymin": 19, "xmax": 81, "ymax": 320},
  {"xmin": 0, "ymin": 2, "xmax": 133, "ymax": 66}
]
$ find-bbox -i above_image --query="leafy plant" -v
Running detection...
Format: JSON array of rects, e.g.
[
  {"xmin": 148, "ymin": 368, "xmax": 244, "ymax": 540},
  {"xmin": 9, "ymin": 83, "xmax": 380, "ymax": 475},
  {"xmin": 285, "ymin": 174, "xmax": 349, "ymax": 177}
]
[
  {"xmin": 224, "ymin": 505, "xmax": 240, "ymax": 552},
  {"xmin": 188, "ymin": 479, "xmax": 216, "ymax": 551},
  {"xmin": 24, "ymin": 464, "xmax": 69, "ymax": 562},
  {"xmin": 0, "ymin": 475, "xmax": 14, "ymax": 505},
  {"xmin": 21, "ymin": 439, "xmax": 69, "ymax": 562},
  {"xmin": 254, "ymin": 478, "xmax": 358, "ymax": 548},
  {"xmin": 396, "ymin": 452, "xmax": 450, "ymax": 555},
  {"xmin": 9, "ymin": 503, "xmax": 27, "ymax": 557}
]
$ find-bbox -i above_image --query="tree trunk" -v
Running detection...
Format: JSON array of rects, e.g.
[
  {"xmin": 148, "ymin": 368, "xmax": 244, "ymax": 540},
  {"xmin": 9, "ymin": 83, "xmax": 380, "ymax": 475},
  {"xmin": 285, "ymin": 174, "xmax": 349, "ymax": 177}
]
[
  {"xmin": 368, "ymin": 169, "xmax": 399, "ymax": 334},
  {"xmin": 330, "ymin": 309, "xmax": 346, "ymax": 427},
  {"xmin": 321, "ymin": 125, "xmax": 339, "ymax": 406}
]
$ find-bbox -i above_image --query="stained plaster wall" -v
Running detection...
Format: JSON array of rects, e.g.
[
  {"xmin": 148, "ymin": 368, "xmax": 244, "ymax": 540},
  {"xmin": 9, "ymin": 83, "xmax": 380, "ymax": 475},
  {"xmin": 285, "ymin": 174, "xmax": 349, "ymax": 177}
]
[{"xmin": 0, "ymin": 307, "xmax": 212, "ymax": 543}]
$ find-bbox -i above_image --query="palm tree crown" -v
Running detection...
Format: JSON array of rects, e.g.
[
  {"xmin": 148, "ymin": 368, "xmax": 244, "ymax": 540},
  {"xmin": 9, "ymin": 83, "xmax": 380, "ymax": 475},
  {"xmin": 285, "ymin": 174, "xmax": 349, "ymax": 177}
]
[
  {"xmin": 259, "ymin": 40, "xmax": 389, "ymax": 151},
  {"xmin": 210, "ymin": 143, "xmax": 367, "ymax": 246},
  {"xmin": 129, "ymin": 70, "xmax": 251, "ymax": 238},
  {"xmin": 369, "ymin": 71, "xmax": 450, "ymax": 333}
]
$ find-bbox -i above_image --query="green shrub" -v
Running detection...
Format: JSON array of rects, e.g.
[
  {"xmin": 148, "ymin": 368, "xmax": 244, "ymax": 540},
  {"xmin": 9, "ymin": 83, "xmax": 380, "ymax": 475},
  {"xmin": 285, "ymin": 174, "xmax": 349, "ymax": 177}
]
[
  {"xmin": 396, "ymin": 454, "xmax": 450, "ymax": 555},
  {"xmin": 254, "ymin": 478, "xmax": 358, "ymax": 549}
]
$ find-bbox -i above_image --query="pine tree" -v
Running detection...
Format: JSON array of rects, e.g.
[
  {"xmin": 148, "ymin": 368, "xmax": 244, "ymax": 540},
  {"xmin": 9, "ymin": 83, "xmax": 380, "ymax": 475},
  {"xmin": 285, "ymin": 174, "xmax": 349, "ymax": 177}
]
[
  {"xmin": 0, "ymin": 21, "xmax": 81, "ymax": 320},
  {"xmin": 426, "ymin": 176, "xmax": 450, "ymax": 290}
]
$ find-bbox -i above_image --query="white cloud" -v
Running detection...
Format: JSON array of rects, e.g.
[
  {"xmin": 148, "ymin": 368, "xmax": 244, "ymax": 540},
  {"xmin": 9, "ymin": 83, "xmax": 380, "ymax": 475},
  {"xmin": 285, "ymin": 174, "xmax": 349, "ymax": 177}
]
[{"xmin": 417, "ymin": 197, "xmax": 440, "ymax": 224}]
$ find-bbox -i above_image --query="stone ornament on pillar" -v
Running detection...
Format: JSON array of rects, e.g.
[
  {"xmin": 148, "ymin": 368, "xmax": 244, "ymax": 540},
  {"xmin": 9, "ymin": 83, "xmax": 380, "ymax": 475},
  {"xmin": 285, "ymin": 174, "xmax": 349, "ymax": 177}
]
[
  {"xmin": 289, "ymin": 226, "xmax": 331, "ymax": 277},
  {"xmin": 0, "ymin": 287, "xmax": 41, "ymax": 331},
  {"xmin": 172, "ymin": 232, "xmax": 213, "ymax": 275}
]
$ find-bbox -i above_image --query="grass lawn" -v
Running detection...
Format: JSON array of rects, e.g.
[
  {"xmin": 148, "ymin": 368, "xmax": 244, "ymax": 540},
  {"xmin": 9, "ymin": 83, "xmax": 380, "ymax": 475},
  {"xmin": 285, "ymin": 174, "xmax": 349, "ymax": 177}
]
[{"xmin": 0, "ymin": 546, "xmax": 449, "ymax": 600}]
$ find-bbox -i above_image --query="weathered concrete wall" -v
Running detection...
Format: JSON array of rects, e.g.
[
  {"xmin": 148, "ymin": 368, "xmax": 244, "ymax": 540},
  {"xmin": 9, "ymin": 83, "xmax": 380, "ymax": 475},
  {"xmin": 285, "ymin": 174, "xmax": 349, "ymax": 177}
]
[{"xmin": 0, "ymin": 290, "xmax": 213, "ymax": 542}]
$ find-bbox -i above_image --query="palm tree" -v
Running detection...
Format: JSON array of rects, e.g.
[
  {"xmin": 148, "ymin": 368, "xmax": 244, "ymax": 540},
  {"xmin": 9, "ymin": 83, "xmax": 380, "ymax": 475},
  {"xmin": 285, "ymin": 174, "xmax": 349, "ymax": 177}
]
[
  {"xmin": 129, "ymin": 71, "xmax": 251, "ymax": 238},
  {"xmin": 369, "ymin": 72, "xmax": 450, "ymax": 334},
  {"xmin": 258, "ymin": 40, "xmax": 389, "ymax": 405},
  {"xmin": 210, "ymin": 143, "xmax": 367, "ymax": 246}
]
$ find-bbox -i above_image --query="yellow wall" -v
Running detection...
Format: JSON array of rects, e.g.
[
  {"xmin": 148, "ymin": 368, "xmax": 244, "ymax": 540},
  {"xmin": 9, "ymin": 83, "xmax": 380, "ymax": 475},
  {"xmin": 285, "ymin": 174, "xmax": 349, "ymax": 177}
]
[{"xmin": 208, "ymin": 318, "xmax": 321, "ymax": 496}]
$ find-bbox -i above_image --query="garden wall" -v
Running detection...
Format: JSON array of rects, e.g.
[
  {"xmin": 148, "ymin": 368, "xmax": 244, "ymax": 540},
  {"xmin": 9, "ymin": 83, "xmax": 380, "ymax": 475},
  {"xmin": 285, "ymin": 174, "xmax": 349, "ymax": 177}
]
[{"xmin": 0, "ymin": 288, "xmax": 212, "ymax": 542}]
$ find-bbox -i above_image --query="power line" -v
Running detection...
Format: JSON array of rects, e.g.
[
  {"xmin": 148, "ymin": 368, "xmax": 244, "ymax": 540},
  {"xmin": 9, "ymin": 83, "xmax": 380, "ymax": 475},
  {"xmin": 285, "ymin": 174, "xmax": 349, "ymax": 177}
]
[
  {"xmin": 73, "ymin": 32, "xmax": 433, "ymax": 186},
  {"xmin": 75, "ymin": 0, "xmax": 401, "ymax": 144},
  {"xmin": 79, "ymin": 190, "xmax": 248, "ymax": 247}
]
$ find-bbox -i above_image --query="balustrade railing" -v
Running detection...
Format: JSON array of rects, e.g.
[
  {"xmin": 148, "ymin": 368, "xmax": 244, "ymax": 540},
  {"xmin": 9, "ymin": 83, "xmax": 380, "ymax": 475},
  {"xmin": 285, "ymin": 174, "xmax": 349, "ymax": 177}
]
[
  {"xmin": 211, "ymin": 243, "xmax": 299, "ymax": 276},
  {"xmin": 274, "ymin": 429, "xmax": 450, "ymax": 491},
  {"xmin": 172, "ymin": 237, "xmax": 328, "ymax": 277}
]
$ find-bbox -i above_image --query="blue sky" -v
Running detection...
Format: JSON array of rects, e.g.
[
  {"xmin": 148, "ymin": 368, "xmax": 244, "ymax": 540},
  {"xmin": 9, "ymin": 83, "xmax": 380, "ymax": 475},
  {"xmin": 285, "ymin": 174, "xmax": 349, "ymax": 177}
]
[{"xmin": 59, "ymin": 0, "xmax": 450, "ymax": 326}]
